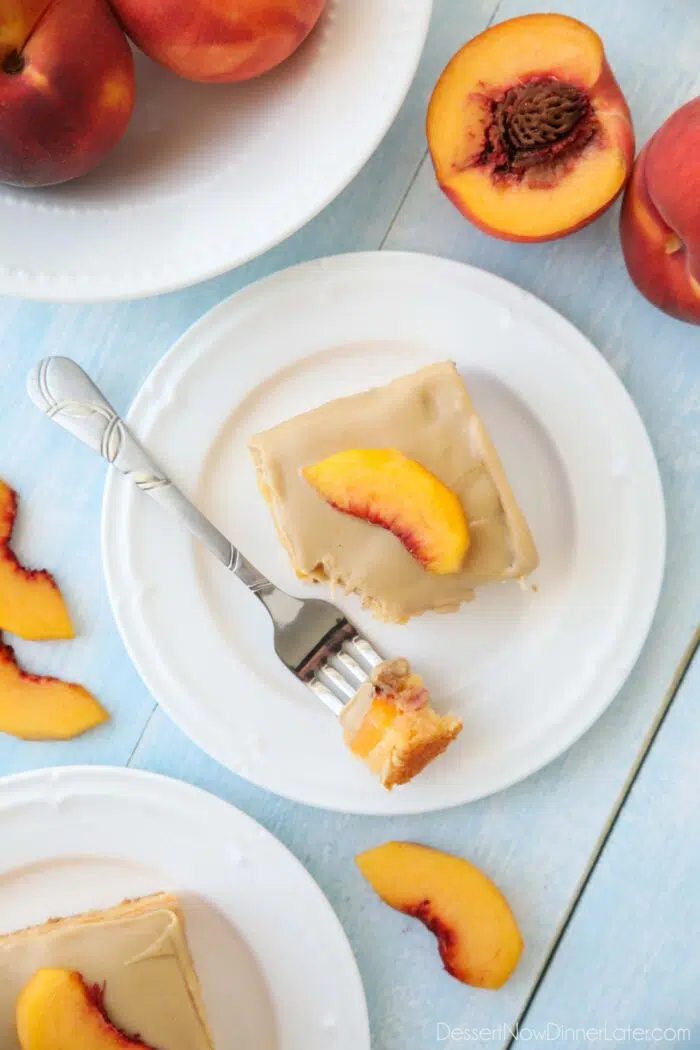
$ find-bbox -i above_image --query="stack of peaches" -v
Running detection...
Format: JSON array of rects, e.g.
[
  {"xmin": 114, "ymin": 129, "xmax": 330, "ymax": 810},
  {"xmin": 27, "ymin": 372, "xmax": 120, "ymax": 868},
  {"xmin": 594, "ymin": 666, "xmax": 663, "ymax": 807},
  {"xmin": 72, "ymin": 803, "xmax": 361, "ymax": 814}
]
[
  {"xmin": 0, "ymin": 0, "xmax": 325, "ymax": 186},
  {"xmin": 1, "ymin": 6, "xmax": 697, "ymax": 323}
]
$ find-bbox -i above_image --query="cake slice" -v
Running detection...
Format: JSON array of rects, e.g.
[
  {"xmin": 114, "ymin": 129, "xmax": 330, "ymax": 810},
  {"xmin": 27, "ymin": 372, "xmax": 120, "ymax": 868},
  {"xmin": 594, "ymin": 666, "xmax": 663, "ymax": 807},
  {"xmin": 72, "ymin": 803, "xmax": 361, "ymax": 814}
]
[
  {"xmin": 249, "ymin": 362, "xmax": 538, "ymax": 623},
  {"xmin": 341, "ymin": 659, "xmax": 463, "ymax": 789},
  {"xmin": 0, "ymin": 892, "xmax": 214, "ymax": 1050}
]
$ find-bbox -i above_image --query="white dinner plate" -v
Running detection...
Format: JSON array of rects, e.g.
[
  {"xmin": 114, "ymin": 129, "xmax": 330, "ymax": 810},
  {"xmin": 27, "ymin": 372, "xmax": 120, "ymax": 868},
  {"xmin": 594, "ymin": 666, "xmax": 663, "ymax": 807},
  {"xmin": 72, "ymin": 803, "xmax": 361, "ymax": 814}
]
[
  {"xmin": 103, "ymin": 251, "xmax": 666, "ymax": 815},
  {"xmin": 0, "ymin": 0, "xmax": 431, "ymax": 302},
  {"xmin": 0, "ymin": 766, "xmax": 369, "ymax": 1049}
]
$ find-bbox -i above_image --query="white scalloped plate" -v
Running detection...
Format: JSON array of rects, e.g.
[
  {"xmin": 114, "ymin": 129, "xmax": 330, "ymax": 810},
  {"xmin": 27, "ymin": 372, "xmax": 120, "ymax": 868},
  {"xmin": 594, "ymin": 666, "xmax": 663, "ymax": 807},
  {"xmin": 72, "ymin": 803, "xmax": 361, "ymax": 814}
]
[
  {"xmin": 0, "ymin": 766, "xmax": 369, "ymax": 1050},
  {"xmin": 0, "ymin": 0, "xmax": 431, "ymax": 302},
  {"xmin": 102, "ymin": 252, "xmax": 666, "ymax": 814}
]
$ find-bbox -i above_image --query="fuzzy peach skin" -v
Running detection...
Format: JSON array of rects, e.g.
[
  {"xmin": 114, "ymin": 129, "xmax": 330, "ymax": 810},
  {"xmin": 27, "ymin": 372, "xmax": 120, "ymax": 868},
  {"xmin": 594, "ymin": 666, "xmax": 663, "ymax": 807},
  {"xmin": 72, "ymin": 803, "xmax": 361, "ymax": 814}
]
[
  {"xmin": 427, "ymin": 14, "xmax": 634, "ymax": 242},
  {"xmin": 109, "ymin": 0, "xmax": 326, "ymax": 83},
  {"xmin": 17, "ymin": 969, "xmax": 156, "ymax": 1050},
  {"xmin": 620, "ymin": 98, "xmax": 700, "ymax": 324},
  {"xmin": 0, "ymin": 0, "xmax": 135, "ymax": 187}
]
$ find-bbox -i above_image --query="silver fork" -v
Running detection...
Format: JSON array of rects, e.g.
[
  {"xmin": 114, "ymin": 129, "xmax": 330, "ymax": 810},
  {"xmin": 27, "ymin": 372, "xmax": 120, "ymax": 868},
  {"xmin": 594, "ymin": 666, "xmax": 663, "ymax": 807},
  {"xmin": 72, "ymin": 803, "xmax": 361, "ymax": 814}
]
[{"xmin": 27, "ymin": 357, "xmax": 383, "ymax": 715}]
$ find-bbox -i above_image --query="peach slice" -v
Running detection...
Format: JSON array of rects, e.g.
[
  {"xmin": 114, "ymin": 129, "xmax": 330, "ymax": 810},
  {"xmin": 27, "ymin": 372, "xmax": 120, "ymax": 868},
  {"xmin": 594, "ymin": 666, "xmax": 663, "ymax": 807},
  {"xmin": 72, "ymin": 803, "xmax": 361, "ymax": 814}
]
[
  {"xmin": 356, "ymin": 842, "xmax": 523, "ymax": 989},
  {"xmin": 348, "ymin": 698, "xmax": 399, "ymax": 760},
  {"xmin": 0, "ymin": 480, "xmax": 73, "ymax": 641},
  {"xmin": 16, "ymin": 968, "xmax": 155, "ymax": 1050},
  {"xmin": 302, "ymin": 449, "xmax": 470, "ymax": 575},
  {"xmin": 0, "ymin": 640, "xmax": 107, "ymax": 741},
  {"xmin": 620, "ymin": 98, "xmax": 700, "ymax": 324},
  {"xmin": 427, "ymin": 14, "xmax": 635, "ymax": 242}
]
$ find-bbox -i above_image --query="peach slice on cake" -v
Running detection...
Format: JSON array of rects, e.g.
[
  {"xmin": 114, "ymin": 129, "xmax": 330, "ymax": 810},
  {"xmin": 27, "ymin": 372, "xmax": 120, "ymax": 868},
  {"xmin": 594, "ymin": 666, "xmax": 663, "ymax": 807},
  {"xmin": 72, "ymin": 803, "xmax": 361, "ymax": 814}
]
[
  {"xmin": 302, "ymin": 449, "xmax": 470, "ymax": 575},
  {"xmin": 0, "ymin": 640, "xmax": 107, "ymax": 741},
  {"xmin": 427, "ymin": 14, "xmax": 634, "ymax": 242},
  {"xmin": 16, "ymin": 968, "xmax": 155, "ymax": 1050},
  {"xmin": 0, "ymin": 481, "xmax": 73, "ymax": 641},
  {"xmin": 356, "ymin": 841, "xmax": 523, "ymax": 989}
]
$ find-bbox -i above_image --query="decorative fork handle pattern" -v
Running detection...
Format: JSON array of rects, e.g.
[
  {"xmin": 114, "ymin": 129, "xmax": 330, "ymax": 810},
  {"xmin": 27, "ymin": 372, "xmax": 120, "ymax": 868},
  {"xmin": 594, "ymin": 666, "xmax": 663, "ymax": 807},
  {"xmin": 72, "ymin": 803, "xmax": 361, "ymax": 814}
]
[{"xmin": 27, "ymin": 357, "xmax": 270, "ymax": 592}]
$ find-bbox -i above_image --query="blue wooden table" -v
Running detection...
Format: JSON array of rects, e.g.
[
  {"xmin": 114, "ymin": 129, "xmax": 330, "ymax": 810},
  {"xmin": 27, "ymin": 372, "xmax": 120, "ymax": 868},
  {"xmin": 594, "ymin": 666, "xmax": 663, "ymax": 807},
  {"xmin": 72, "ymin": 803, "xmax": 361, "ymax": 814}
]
[{"xmin": 1, "ymin": 1, "xmax": 699, "ymax": 1046}]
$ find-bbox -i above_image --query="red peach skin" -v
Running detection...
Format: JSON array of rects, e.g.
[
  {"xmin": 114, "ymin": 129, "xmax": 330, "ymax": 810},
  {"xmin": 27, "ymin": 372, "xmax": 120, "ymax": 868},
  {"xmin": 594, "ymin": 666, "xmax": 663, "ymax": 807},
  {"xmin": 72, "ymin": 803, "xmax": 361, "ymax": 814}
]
[
  {"xmin": 109, "ymin": 0, "xmax": 326, "ymax": 83},
  {"xmin": 620, "ymin": 98, "xmax": 700, "ymax": 324},
  {"xmin": 0, "ymin": 0, "xmax": 135, "ymax": 187}
]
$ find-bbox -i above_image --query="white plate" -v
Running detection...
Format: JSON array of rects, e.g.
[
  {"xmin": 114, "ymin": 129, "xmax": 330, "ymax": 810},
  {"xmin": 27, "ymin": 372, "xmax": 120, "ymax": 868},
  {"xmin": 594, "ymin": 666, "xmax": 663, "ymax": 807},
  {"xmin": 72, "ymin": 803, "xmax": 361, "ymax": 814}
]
[
  {"xmin": 103, "ymin": 251, "xmax": 666, "ymax": 815},
  {"xmin": 0, "ymin": 0, "xmax": 431, "ymax": 302},
  {"xmin": 0, "ymin": 766, "xmax": 369, "ymax": 1050}
]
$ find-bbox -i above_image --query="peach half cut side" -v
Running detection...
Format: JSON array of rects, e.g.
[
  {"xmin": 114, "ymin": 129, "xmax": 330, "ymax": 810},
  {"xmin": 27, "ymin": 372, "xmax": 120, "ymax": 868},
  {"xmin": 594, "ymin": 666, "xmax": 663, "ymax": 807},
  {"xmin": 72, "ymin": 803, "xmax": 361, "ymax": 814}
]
[
  {"xmin": 0, "ymin": 640, "xmax": 108, "ymax": 741},
  {"xmin": 427, "ymin": 14, "xmax": 635, "ymax": 242},
  {"xmin": 620, "ymin": 98, "xmax": 700, "ymax": 324},
  {"xmin": 0, "ymin": 481, "xmax": 73, "ymax": 640},
  {"xmin": 16, "ymin": 968, "xmax": 156, "ymax": 1050},
  {"xmin": 356, "ymin": 842, "xmax": 524, "ymax": 989},
  {"xmin": 302, "ymin": 449, "xmax": 470, "ymax": 575}
]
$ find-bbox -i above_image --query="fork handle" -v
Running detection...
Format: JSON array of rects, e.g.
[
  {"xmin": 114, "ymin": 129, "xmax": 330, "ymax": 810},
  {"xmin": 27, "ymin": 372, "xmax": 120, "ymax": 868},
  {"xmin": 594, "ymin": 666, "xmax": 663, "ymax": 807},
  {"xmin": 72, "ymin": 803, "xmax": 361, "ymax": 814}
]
[{"xmin": 27, "ymin": 357, "xmax": 269, "ymax": 591}]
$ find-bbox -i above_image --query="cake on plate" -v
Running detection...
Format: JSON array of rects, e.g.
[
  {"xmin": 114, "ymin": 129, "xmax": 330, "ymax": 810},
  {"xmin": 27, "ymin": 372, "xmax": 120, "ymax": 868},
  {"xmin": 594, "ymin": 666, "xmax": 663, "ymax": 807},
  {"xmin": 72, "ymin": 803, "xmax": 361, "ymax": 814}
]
[
  {"xmin": 0, "ymin": 892, "xmax": 214, "ymax": 1050},
  {"xmin": 249, "ymin": 361, "xmax": 538, "ymax": 624}
]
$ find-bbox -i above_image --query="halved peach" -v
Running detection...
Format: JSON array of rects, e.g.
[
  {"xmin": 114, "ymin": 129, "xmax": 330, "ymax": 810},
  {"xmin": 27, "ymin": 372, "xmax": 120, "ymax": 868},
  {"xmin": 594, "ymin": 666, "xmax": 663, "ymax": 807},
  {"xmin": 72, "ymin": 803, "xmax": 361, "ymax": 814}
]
[
  {"xmin": 302, "ymin": 449, "xmax": 470, "ymax": 574},
  {"xmin": 17, "ymin": 968, "xmax": 156, "ymax": 1050},
  {"xmin": 0, "ymin": 640, "xmax": 108, "ymax": 741},
  {"xmin": 357, "ymin": 842, "xmax": 523, "ymax": 989},
  {"xmin": 0, "ymin": 481, "xmax": 73, "ymax": 641},
  {"xmin": 427, "ymin": 14, "xmax": 635, "ymax": 242}
]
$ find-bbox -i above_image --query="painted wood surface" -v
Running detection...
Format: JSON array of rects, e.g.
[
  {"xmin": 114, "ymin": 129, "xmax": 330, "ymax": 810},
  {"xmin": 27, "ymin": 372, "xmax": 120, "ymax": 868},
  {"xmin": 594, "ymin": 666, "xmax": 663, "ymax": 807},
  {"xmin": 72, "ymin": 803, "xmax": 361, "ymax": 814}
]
[
  {"xmin": 0, "ymin": 0, "xmax": 698, "ymax": 1047},
  {"xmin": 521, "ymin": 645, "xmax": 700, "ymax": 1045}
]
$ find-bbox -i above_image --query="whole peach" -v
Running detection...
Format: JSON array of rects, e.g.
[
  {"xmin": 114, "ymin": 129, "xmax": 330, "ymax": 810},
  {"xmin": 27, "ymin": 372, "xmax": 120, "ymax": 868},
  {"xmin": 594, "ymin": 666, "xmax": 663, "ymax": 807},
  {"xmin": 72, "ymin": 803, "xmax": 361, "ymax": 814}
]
[
  {"xmin": 0, "ymin": 0, "xmax": 135, "ymax": 187},
  {"xmin": 109, "ymin": 0, "xmax": 327, "ymax": 83},
  {"xmin": 620, "ymin": 98, "xmax": 700, "ymax": 324}
]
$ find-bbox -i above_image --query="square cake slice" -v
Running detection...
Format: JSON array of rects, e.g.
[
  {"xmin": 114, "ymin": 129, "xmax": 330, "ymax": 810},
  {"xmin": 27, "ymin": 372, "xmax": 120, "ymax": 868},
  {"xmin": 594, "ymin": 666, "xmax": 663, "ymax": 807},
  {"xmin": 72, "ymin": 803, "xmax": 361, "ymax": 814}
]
[
  {"xmin": 249, "ymin": 361, "xmax": 538, "ymax": 623},
  {"xmin": 0, "ymin": 892, "xmax": 214, "ymax": 1050}
]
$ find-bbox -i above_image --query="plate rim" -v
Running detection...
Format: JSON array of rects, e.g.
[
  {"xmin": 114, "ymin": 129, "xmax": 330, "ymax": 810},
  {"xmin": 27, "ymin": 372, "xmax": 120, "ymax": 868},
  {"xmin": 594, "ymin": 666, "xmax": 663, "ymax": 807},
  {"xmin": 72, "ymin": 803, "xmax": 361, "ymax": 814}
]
[
  {"xmin": 0, "ymin": 0, "xmax": 433, "ymax": 303},
  {"xmin": 102, "ymin": 249, "xmax": 667, "ymax": 814},
  {"xmin": 0, "ymin": 763, "xmax": 371, "ymax": 1049}
]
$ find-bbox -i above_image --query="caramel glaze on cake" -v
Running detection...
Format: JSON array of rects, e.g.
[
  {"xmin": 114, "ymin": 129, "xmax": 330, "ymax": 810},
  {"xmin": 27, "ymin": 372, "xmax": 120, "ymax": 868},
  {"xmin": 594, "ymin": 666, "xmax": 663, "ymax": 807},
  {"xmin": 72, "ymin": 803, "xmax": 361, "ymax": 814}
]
[
  {"xmin": 249, "ymin": 362, "xmax": 538, "ymax": 624},
  {"xmin": 0, "ymin": 893, "xmax": 214, "ymax": 1050}
]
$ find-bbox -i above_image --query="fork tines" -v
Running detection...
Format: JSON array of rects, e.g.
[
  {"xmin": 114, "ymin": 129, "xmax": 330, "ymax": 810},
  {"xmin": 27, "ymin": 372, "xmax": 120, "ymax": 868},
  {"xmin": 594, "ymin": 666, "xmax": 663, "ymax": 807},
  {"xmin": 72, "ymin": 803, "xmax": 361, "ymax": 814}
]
[{"xmin": 298, "ymin": 619, "xmax": 383, "ymax": 716}]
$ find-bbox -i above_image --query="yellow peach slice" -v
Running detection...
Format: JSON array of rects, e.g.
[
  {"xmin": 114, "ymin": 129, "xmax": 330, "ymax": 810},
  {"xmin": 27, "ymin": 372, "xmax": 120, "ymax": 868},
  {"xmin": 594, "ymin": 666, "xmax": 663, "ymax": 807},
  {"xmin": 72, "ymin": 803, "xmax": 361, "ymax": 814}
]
[
  {"xmin": 356, "ymin": 842, "xmax": 523, "ymax": 989},
  {"xmin": 0, "ymin": 481, "xmax": 74, "ymax": 641},
  {"xmin": 349, "ymin": 698, "xmax": 399, "ymax": 759},
  {"xmin": 0, "ymin": 640, "xmax": 108, "ymax": 741},
  {"xmin": 16, "ymin": 968, "xmax": 156, "ymax": 1050},
  {"xmin": 302, "ymin": 449, "xmax": 470, "ymax": 574},
  {"xmin": 428, "ymin": 14, "xmax": 635, "ymax": 242}
]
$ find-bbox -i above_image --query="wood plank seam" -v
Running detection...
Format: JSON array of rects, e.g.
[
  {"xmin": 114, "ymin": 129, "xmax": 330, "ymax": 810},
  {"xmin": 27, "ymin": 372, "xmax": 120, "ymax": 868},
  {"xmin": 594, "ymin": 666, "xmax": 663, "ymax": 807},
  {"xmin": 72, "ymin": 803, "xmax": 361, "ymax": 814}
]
[
  {"xmin": 378, "ymin": 0, "xmax": 505, "ymax": 252},
  {"xmin": 504, "ymin": 625, "xmax": 700, "ymax": 1049},
  {"xmin": 125, "ymin": 699, "xmax": 159, "ymax": 766}
]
